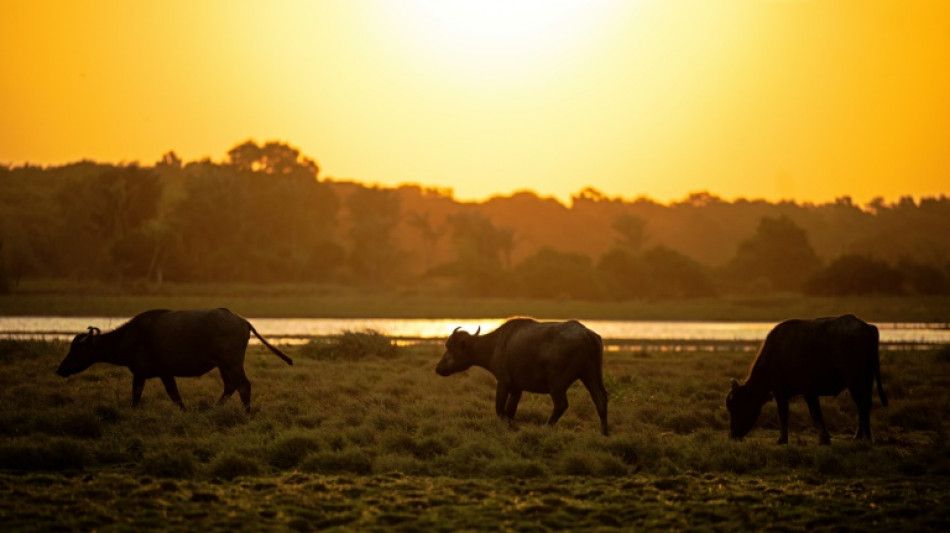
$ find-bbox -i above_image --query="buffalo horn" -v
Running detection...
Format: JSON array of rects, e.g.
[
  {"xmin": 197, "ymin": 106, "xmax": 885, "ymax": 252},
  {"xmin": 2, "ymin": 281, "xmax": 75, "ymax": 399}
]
[{"xmin": 474, "ymin": 326, "xmax": 481, "ymax": 336}]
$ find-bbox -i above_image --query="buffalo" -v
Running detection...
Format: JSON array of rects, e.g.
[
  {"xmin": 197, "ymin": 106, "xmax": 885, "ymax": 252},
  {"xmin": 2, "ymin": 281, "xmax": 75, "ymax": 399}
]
[
  {"xmin": 726, "ymin": 314, "xmax": 888, "ymax": 445},
  {"xmin": 56, "ymin": 308, "xmax": 293, "ymax": 412},
  {"xmin": 436, "ymin": 318, "xmax": 608, "ymax": 435}
]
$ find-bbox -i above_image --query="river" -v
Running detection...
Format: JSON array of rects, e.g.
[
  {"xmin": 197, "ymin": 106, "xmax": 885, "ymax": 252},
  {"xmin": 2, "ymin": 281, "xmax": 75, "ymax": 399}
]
[{"xmin": 1, "ymin": 316, "xmax": 947, "ymax": 350}]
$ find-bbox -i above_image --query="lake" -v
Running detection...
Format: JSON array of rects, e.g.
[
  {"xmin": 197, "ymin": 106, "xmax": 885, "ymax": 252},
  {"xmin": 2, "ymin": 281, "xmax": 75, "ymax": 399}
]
[{"xmin": 1, "ymin": 316, "xmax": 947, "ymax": 350}]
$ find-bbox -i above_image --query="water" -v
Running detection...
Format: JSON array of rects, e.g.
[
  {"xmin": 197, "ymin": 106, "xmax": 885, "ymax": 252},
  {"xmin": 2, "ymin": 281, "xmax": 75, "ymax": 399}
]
[{"xmin": 1, "ymin": 316, "xmax": 947, "ymax": 347}]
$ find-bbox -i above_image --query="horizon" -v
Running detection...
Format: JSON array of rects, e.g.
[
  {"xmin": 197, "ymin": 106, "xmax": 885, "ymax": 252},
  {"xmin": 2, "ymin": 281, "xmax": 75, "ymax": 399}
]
[
  {"xmin": 2, "ymin": 1, "xmax": 949, "ymax": 206},
  {"xmin": 4, "ymin": 145, "xmax": 945, "ymax": 210}
]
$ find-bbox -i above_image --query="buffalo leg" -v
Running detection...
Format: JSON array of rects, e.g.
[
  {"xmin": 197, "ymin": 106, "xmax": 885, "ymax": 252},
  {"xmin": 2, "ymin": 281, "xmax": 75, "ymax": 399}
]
[
  {"xmin": 805, "ymin": 395, "xmax": 831, "ymax": 445},
  {"xmin": 494, "ymin": 382, "xmax": 511, "ymax": 419},
  {"xmin": 547, "ymin": 389, "xmax": 569, "ymax": 427},
  {"xmin": 160, "ymin": 376, "xmax": 186, "ymax": 411},
  {"xmin": 217, "ymin": 368, "xmax": 238, "ymax": 405},
  {"xmin": 505, "ymin": 390, "xmax": 523, "ymax": 420},
  {"xmin": 131, "ymin": 375, "xmax": 146, "ymax": 407},
  {"xmin": 582, "ymin": 374, "xmax": 609, "ymax": 436},
  {"xmin": 850, "ymin": 389, "xmax": 873, "ymax": 441},
  {"xmin": 236, "ymin": 374, "xmax": 251, "ymax": 414},
  {"xmin": 776, "ymin": 396, "xmax": 789, "ymax": 444}
]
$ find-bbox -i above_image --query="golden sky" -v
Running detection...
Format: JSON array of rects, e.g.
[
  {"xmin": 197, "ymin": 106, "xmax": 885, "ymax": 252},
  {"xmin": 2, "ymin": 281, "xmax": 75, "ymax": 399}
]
[{"xmin": 2, "ymin": 0, "xmax": 948, "ymax": 205}]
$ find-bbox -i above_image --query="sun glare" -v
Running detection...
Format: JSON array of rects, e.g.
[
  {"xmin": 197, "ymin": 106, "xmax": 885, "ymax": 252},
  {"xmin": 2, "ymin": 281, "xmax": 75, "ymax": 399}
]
[{"xmin": 385, "ymin": 0, "xmax": 620, "ymax": 82}]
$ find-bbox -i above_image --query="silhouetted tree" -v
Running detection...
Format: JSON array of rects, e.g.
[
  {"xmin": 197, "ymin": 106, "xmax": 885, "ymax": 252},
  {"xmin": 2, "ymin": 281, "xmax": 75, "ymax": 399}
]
[
  {"xmin": 56, "ymin": 164, "xmax": 163, "ymax": 279},
  {"xmin": 613, "ymin": 213, "xmax": 646, "ymax": 252},
  {"xmin": 596, "ymin": 248, "xmax": 649, "ymax": 298},
  {"xmin": 804, "ymin": 255, "xmax": 903, "ymax": 296},
  {"xmin": 641, "ymin": 246, "xmax": 717, "ymax": 298},
  {"xmin": 514, "ymin": 247, "xmax": 603, "ymax": 299},
  {"xmin": 407, "ymin": 212, "xmax": 445, "ymax": 274},
  {"xmin": 725, "ymin": 216, "xmax": 821, "ymax": 292},
  {"xmin": 346, "ymin": 186, "xmax": 403, "ymax": 286},
  {"xmin": 446, "ymin": 212, "xmax": 514, "ymax": 296},
  {"xmin": 898, "ymin": 258, "xmax": 949, "ymax": 295}
]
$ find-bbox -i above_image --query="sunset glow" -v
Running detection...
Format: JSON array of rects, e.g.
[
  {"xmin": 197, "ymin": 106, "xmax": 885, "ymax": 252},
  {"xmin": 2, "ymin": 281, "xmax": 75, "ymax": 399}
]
[{"xmin": 1, "ymin": 0, "xmax": 948, "ymax": 205}]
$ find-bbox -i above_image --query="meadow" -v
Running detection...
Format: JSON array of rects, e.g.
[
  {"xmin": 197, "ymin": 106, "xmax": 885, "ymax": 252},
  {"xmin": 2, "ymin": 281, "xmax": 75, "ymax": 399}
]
[
  {"xmin": 3, "ymin": 281, "xmax": 950, "ymax": 322},
  {"xmin": 0, "ymin": 332, "xmax": 947, "ymax": 531}
]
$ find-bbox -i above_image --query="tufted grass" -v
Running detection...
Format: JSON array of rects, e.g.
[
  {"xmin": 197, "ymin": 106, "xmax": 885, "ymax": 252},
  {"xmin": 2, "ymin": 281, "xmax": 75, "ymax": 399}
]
[{"xmin": 0, "ymin": 336, "xmax": 947, "ymax": 530}]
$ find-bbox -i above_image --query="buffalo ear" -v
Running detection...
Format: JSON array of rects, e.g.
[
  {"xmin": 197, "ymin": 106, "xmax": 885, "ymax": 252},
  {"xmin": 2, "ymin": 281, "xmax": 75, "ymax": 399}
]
[{"xmin": 730, "ymin": 378, "xmax": 739, "ymax": 392}]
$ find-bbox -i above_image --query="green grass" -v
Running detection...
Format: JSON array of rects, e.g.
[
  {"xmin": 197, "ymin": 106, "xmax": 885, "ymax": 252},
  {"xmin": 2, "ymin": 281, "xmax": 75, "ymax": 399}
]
[
  {"xmin": 4, "ymin": 280, "xmax": 950, "ymax": 321},
  {"xmin": 0, "ymin": 336, "xmax": 947, "ymax": 531}
]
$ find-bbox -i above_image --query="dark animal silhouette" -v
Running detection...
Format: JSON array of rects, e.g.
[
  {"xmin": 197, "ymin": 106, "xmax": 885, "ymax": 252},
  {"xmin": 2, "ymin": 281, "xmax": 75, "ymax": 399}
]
[
  {"xmin": 56, "ymin": 308, "xmax": 293, "ymax": 412},
  {"xmin": 726, "ymin": 314, "xmax": 887, "ymax": 444},
  {"xmin": 435, "ymin": 318, "xmax": 608, "ymax": 435}
]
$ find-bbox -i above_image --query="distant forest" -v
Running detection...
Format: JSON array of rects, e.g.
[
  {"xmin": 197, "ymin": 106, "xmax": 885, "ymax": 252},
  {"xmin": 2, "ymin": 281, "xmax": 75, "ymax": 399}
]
[{"xmin": 2, "ymin": 140, "xmax": 949, "ymax": 299}]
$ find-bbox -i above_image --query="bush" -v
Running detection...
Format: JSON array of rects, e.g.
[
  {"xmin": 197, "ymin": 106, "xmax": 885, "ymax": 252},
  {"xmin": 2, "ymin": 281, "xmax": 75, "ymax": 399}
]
[
  {"xmin": 140, "ymin": 450, "xmax": 197, "ymax": 479},
  {"xmin": 805, "ymin": 254, "xmax": 903, "ymax": 296},
  {"xmin": 557, "ymin": 450, "xmax": 627, "ymax": 476},
  {"xmin": 0, "ymin": 339, "xmax": 56, "ymax": 364},
  {"xmin": 268, "ymin": 434, "xmax": 321, "ymax": 469},
  {"xmin": 33, "ymin": 411, "xmax": 102, "ymax": 439},
  {"xmin": 209, "ymin": 452, "xmax": 262, "ymax": 480},
  {"xmin": 300, "ymin": 449, "xmax": 373, "ymax": 475},
  {"xmin": 0, "ymin": 439, "xmax": 89, "ymax": 471},
  {"xmin": 485, "ymin": 457, "xmax": 548, "ymax": 478},
  {"xmin": 301, "ymin": 330, "xmax": 400, "ymax": 360}
]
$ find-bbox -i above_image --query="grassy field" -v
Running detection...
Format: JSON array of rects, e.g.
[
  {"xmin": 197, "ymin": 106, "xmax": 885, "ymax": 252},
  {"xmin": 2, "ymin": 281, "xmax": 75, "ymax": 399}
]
[
  {"xmin": 0, "ymin": 335, "xmax": 948, "ymax": 531},
  {"xmin": 3, "ymin": 280, "xmax": 950, "ymax": 322}
]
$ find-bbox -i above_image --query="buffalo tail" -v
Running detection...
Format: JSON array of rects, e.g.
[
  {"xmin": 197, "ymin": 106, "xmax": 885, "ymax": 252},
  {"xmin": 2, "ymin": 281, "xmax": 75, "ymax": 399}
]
[
  {"xmin": 873, "ymin": 329, "xmax": 888, "ymax": 407},
  {"xmin": 248, "ymin": 322, "xmax": 294, "ymax": 365}
]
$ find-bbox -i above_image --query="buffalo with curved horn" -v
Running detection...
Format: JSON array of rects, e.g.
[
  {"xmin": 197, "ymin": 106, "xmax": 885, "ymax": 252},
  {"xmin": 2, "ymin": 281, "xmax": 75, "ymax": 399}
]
[
  {"xmin": 436, "ymin": 318, "xmax": 608, "ymax": 435},
  {"xmin": 56, "ymin": 308, "xmax": 293, "ymax": 413}
]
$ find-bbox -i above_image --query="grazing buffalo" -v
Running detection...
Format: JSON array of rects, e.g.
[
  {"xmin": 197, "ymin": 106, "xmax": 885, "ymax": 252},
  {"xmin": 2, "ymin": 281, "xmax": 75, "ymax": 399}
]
[
  {"xmin": 435, "ymin": 318, "xmax": 609, "ymax": 436},
  {"xmin": 56, "ymin": 308, "xmax": 293, "ymax": 412},
  {"xmin": 726, "ymin": 314, "xmax": 888, "ymax": 445}
]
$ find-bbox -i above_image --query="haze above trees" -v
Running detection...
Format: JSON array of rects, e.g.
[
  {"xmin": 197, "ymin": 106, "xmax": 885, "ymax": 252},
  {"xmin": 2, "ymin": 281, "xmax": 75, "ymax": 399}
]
[{"xmin": 2, "ymin": 140, "xmax": 948, "ymax": 298}]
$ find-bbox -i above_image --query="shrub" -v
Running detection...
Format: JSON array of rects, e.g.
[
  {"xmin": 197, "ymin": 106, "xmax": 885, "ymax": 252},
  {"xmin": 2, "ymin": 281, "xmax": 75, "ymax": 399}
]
[
  {"xmin": 485, "ymin": 457, "xmax": 548, "ymax": 478},
  {"xmin": 301, "ymin": 330, "xmax": 400, "ymax": 360},
  {"xmin": 557, "ymin": 450, "xmax": 627, "ymax": 476},
  {"xmin": 300, "ymin": 449, "xmax": 373, "ymax": 475},
  {"xmin": 0, "ymin": 339, "xmax": 55, "ymax": 364},
  {"xmin": 268, "ymin": 434, "xmax": 321, "ymax": 469},
  {"xmin": 209, "ymin": 452, "xmax": 262, "ymax": 480},
  {"xmin": 140, "ymin": 450, "xmax": 197, "ymax": 479},
  {"xmin": 0, "ymin": 439, "xmax": 89, "ymax": 471},
  {"xmin": 33, "ymin": 411, "xmax": 103, "ymax": 439}
]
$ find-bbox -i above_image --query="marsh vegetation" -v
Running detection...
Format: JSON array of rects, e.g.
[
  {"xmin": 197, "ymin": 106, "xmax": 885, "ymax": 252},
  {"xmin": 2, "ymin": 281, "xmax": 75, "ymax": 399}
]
[{"xmin": 0, "ymin": 335, "xmax": 947, "ymax": 530}]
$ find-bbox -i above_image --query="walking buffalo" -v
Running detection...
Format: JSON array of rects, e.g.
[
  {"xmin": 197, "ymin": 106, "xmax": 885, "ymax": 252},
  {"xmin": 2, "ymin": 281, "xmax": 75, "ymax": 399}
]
[
  {"xmin": 56, "ymin": 308, "xmax": 293, "ymax": 412},
  {"xmin": 726, "ymin": 314, "xmax": 888, "ymax": 444},
  {"xmin": 436, "ymin": 318, "xmax": 609, "ymax": 435}
]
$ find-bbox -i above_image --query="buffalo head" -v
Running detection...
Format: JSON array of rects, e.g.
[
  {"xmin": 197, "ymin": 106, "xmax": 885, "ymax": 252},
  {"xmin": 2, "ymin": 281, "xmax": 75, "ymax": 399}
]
[
  {"xmin": 56, "ymin": 327, "xmax": 101, "ymax": 377},
  {"xmin": 726, "ymin": 378, "xmax": 764, "ymax": 441},
  {"xmin": 435, "ymin": 326, "xmax": 480, "ymax": 376}
]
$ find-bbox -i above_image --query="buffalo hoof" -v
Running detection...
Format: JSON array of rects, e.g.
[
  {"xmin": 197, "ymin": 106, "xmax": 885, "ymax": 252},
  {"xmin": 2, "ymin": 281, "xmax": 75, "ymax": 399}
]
[
  {"xmin": 776, "ymin": 436, "xmax": 788, "ymax": 445},
  {"xmin": 819, "ymin": 435, "xmax": 831, "ymax": 446}
]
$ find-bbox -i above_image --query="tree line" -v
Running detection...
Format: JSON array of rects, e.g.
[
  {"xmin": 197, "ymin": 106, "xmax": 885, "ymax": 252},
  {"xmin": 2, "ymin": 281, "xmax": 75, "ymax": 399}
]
[{"xmin": 2, "ymin": 140, "xmax": 949, "ymax": 298}]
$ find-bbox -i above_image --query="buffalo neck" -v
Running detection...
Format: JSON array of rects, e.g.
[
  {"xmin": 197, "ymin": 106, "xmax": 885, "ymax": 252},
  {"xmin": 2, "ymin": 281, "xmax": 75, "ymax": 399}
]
[
  {"xmin": 93, "ymin": 330, "xmax": 130, "ymax": 367},
  {"xmin": 742, "ymin": 356, "xmax": 774, "ymax": 404},
  {"xmin": 467, "ymin": 331, "xmax": 500, "ymax": 376}
]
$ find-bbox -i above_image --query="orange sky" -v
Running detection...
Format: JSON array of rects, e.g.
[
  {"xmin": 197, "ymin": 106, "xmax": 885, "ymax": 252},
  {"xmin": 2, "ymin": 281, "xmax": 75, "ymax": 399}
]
[{"xmin": 1, "ymin": 0, "xmax": 948, "ymax": 205}]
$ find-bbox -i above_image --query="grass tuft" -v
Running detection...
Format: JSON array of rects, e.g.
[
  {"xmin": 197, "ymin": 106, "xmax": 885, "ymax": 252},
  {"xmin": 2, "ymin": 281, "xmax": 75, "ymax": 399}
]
[
  {"xmin": 268, "ymin": 433, "xmax": 321, "ymax": 469},
  {"xmin": 300, "ymin": 448, "xmax": 373, "ymax": 475},
  {"xmin": 140, "ymin": 450, "xmax": 197, "ymax": 478},
  {"xmin": 301, "ymin": 329, "xmax": 401, "ymax": 360},
  {"xmin": 210, "ymin": 452, "xmax": 263, "ymax": 480}
]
